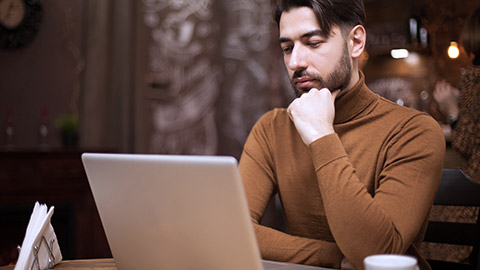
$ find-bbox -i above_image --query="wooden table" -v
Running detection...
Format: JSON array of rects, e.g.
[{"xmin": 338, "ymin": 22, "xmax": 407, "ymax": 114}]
[
  {"xmin": 0, "ymin": 259, "xmax": 116, "ymax": 270},
  {"xmin": 0, "ymin": 258, "xmax": 334, "ymax": 269}
]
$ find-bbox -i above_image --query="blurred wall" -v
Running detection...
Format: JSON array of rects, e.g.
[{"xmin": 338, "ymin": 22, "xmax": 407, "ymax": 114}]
[
  {"xmin": 0, "ymin": 0, "xmax": 294, "ymax": 158},
  {"xmin": 363, "ymin": 0, "xmax": 479, "ymax": 121},
  {"xmin": 136, "ymin": 0, "xmax": 293, "ymax": 157},
  {"xmin": 0, "ymin": 0, "xmax": 85, "ymax": 149},
  {"xmin": 1, "ymin": 0, "xmax": 479, "ymax": 157}
]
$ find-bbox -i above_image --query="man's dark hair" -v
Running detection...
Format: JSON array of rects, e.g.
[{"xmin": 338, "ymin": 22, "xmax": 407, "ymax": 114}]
[{"xmin": 274, "ymin": 0, "xmax": 366, "ymax": 36}]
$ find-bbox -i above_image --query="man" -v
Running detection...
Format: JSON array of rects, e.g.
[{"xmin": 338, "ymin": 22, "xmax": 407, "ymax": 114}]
[{"xmin": 238, "ymin": 0, "xmax": 445, "ymax": 269}]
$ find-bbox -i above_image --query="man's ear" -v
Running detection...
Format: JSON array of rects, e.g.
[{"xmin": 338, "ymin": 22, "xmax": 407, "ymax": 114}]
[{"xmin": 349, "ymin": 25, "xmax": 366, "ymax": 58}]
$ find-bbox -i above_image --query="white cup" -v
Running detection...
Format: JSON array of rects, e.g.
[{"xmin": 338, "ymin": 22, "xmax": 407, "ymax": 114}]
[{"xmin": 364, "ymin": 254, "xmax": 419, "ymax": 270}]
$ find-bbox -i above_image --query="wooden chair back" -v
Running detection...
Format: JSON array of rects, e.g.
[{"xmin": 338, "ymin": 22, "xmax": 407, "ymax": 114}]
[{"xmin": 424, "ymin": 169, "xmax": 480, "ymax": 270}]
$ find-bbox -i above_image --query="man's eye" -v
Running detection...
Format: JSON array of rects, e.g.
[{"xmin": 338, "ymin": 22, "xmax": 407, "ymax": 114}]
[
  {"xmin": 309, "ymin": 41, "xmax": 322, "ymax": 48},
  {"xmin": 281, "ymin": 46, "xmax": 292, "ymax": 54}
]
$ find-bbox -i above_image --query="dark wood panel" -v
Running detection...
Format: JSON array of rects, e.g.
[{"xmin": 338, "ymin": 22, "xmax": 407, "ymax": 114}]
[{"xmin": 0, "ymin": 150, "xmax": 111, "ymax": 266}]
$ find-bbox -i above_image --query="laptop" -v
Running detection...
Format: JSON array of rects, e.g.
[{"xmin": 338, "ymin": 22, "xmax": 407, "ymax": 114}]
[{"xmin": 82, "ymin": 153, "xmax": 325, "ymax": 270}]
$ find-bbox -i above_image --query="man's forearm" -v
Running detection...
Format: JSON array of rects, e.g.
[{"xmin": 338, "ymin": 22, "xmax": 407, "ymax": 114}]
[{"xmin": 253, "ymin": 222, "xmax": 343, "ymax": 268}]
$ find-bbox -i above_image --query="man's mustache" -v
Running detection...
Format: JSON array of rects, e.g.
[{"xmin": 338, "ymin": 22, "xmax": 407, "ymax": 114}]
[{"xmin": 292, "ymin": 70, "xmax": 308, "ymax": 80}]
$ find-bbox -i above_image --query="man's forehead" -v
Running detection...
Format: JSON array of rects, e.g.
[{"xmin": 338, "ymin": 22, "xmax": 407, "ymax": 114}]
[{"xmin": 279, "ymin": 7, "xmax": 325, "ymax": 38}]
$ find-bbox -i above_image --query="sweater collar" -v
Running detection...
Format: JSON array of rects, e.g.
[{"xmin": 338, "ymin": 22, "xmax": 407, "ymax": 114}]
[{"xmin": 334, "ymin": 71, "xmax": 378, "ymax": 124}]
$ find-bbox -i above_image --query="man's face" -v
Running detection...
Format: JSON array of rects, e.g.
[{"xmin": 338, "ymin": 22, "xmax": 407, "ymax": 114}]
[{"xmin": 279, "ymin": 7, "xmax": 352, "ymax": 97}]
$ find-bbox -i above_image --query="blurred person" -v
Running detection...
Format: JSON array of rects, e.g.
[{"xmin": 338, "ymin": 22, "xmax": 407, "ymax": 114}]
[
  {"xmin": 433, "ymin": 6, "xmax": 480, "ymax": 182},
  {"xmin": 239, "ymin": 0, "xmax": 445, "ymax": 269},
  {"xmin": 425, "ymin": 6, "xmax": 480, "ymax": 265}
]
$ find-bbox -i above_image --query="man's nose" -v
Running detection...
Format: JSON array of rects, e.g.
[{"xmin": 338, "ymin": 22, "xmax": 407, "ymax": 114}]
[{"xmin": 288, "ymin": 45, "xmax": 308, "ymax": 71}]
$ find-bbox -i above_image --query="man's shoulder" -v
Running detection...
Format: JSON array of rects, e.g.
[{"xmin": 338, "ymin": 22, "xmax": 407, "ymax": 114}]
[
  {"xmin": 376, "ymin": 95, "xmax": 432, "ymax": 120},
  {"xmin": 250, "ymin": 108, "xmax": 295, "ymax": 135},
  {"xmin": 375, "ymin": 96, "xmax": 443, "ymax": 137},
  {"xmin": 372, "ymin": 96, "xmax": 444, "ymax": 141},
  {"xmin": 256, "ymin": 108, "xmax": 289, "ymax": 123}
]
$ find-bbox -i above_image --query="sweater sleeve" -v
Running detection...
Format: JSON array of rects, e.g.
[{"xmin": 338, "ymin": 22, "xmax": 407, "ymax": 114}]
[
  {"xmin": 308, "ymin": 114, "xmax": 445, "ymax": 269},
  {"xmin": 239, "ymin": 111, "xmax": 343, "ymax": 268}
]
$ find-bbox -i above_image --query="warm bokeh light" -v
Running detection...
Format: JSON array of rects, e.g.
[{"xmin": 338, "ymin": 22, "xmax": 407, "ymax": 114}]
[
  {"xmin": 390, "ymin": 49, "xmax": 409, "ymax": 59},
  {"xmin": 447, "ymin": 41, "xmax": 460, "ymax": 59}
]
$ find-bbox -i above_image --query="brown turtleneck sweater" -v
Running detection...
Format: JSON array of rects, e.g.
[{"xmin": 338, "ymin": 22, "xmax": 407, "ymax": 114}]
[{"xmin": 239, "ymin": 72, "xmax": 445, "ymax": 270}]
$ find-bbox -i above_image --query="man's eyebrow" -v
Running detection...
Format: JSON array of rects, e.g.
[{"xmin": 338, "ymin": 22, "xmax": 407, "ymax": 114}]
[
  {"xmin": 301, "ymin": 29, "xmax": 327, "ymax": 39},
  {"xmin": 279, "ymin": 29, "xmax": 327, "ymax": 44}
]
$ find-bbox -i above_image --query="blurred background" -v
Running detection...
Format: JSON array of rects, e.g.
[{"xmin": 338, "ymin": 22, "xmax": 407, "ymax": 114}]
[
  {"xmin": 1, "ymin": 0, "xmax": 477, "ymax": 158},
  {"xmin": 0, "ymin": 0, "xmax": 477, "ymax": 265}
]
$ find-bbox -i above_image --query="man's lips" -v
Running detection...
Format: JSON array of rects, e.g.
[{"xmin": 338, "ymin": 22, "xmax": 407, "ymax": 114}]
[{"xmin": 294, "ymin": 77, "xmax": 316, "ymax": 88}]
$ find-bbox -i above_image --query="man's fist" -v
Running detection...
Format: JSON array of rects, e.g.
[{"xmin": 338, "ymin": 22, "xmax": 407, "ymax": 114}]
[{"xmin": 287, "ymin": 88, "xmax": 339, "ymax": 145}]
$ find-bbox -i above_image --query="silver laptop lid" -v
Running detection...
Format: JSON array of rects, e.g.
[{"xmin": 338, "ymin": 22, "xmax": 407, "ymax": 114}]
[{"xmin": 82, "ymin": 153, "xmax": 263, "ymax": 270}]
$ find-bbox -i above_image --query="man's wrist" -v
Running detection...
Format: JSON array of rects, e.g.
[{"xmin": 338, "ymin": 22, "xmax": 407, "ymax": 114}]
[{"xmin": 305, "ymin": 129, "xmax": 335, "ymax": 146}]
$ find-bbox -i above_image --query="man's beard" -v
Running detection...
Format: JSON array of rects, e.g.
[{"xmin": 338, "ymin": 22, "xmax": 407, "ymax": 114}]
[{"xmin": 291, "ymin": 41, "xmax": 352, "ymax": 98}]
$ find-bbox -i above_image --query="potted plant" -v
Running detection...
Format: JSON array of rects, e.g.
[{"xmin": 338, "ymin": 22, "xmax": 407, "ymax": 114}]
[{"xmin": 56, "ymin": 114, "xmax": 79, "ymax": 148}]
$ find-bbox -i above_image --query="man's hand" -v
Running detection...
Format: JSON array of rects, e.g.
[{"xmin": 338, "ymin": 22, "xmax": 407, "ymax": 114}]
[{"xmin": 287, "ymin": 88, "xmax": 339, "ymax": 146}]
